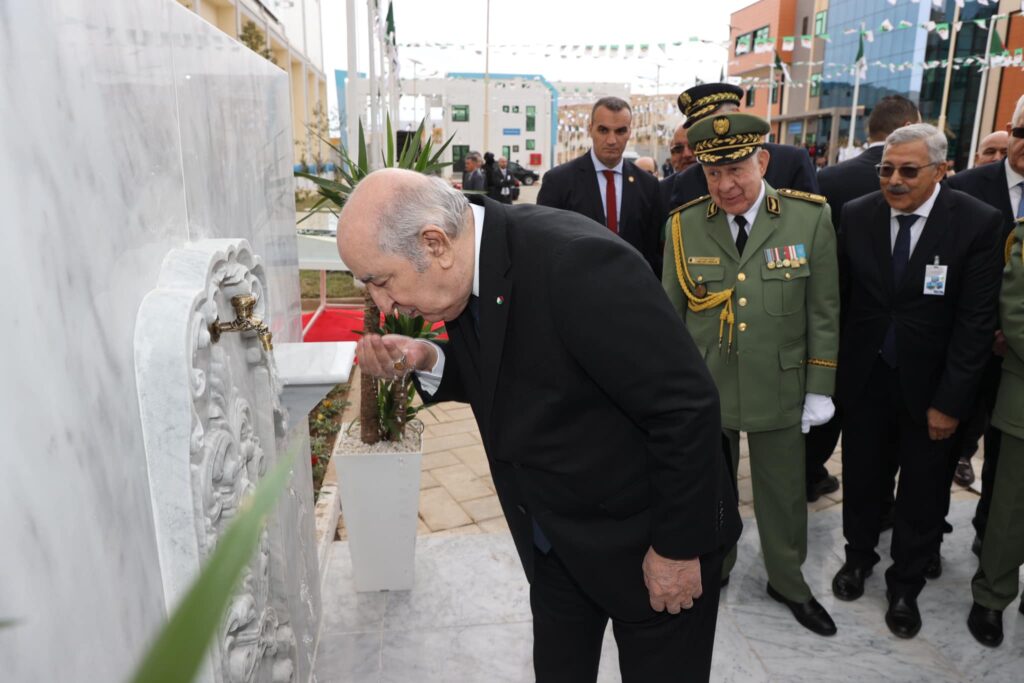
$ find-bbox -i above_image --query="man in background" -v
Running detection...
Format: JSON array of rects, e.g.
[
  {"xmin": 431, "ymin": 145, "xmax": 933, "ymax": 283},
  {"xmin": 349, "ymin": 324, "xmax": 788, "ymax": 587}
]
[
  {"xmin": 635, "ymin": 156, "xmax": 659, "ymax": 176},
  {"xmin": 538, "ymin": 96, "xmax": 665, "ymax": 275},
  {"xmin": 806, "ymin": 95, "xmax": 921, "ymax": 503},
  {"xmin": 462, "ymin": 151, "xmax": 485, "ymax": 191},
  {"xmin": 660, "ymin": 123, "xmax": 696, "ymax": 207},
  {"xmin": 975, "ymin": 130, "xmax": 1009, "ymax": 167}
]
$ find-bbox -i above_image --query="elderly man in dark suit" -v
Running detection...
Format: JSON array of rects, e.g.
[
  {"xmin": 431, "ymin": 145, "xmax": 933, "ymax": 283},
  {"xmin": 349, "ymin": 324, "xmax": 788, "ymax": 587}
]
[
  {"xmin": 805, "ymin": 95, "xmax": 921, "ymax": 502},
  {"xmin": 831, "ymin": 124, "xmax": 1004, "ymax": 639},
  {"xmin": 339, "ymin": 168, "xmax": 740, "ymax": 682},
  {"xmin": 944, "ymin": 96, "xmax": 1024, "ymax": 545},
  {"xmin": 666, "ymin": 83, "xmax": 818, "ymax": 210},
  {"xmin": 537, "ymin": 96, "xmax": 666, "ymax": 276}
]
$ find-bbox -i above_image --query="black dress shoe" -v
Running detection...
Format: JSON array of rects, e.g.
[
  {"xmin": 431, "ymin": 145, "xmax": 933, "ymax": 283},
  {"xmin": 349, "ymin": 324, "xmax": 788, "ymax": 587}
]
[
  {"xmin": 885, "ymin": 593, "xmax": 921, "ymax": 639},
  {"xmin": 832, "ymin": 563, "xmax": 872, "ymax": 601},
  {"xmin": 924, "ymin": 553, "xmax": 942, "ymax": 580},
  {"xmin": 806, "ymin": 474, "xmax": 840, "ymax": 502},
  {"xmin": 954, "ymin": 457, "xmax": 975, "ymax": 487},
  {"xmin": 972, "ymin": 536, "xmax": 983, "ymax": 558},
  {"xmin": 767, "ymin": 584, "xmax": 837, "ymax": 636},
  {"xmin": 967, "ymin": 602, "xmax": 1004, "ymax": 647}
]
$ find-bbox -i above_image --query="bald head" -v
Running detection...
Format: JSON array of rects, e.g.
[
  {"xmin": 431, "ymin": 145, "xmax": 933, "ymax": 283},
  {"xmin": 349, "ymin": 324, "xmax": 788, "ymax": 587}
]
[
  {"xmin": 975, "ymin": 130, "xmax": 1008, "ymax": 167},
  {"xmin": 336, "ymin": 169, "xmax": 476, "ymax": 322},
  {"xmin": 635, "ymin": 156, "xmax": 658, "ymax": 175}
]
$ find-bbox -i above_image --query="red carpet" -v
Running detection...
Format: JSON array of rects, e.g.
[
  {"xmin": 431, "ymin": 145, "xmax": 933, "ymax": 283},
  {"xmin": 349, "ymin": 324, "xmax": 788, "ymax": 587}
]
[{"xmin": 301, "ymin": 308, "xmax": 447, "ymax": 343}]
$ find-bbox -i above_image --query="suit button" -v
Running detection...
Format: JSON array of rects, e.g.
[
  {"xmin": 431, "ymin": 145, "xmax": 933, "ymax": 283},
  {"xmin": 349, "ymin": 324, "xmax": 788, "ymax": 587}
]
[
  {"xmin": 737, "ymin": 272, "xmax": 746, "ymax": 282},
  {"xmin": 784, "ymin": 272, "xmax": 792, "ymax": 280},
  {"xmin": 738, "ymin": 297, "xmax": 748, "ymax": 306},
  {"xmin": 738, "ymin": 322, "xmax": 748, "ymax": 332}
]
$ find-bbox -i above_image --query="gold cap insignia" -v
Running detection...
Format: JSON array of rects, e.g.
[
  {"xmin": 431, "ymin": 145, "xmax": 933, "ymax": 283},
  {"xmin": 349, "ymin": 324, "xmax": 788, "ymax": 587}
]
[{"xmin": 712, "ymin": 116, "xmax": 731, "ymax": 136}]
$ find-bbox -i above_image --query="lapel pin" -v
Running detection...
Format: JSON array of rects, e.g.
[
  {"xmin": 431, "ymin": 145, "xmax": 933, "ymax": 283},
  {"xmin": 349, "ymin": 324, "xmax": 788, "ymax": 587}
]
[
  {"xmin": 628, "ymin": 175, "xmax": 635, "ymax": 183},
  {"xmin": 496, "ymin": 296, "xmax": 504, "ymax": 305}
]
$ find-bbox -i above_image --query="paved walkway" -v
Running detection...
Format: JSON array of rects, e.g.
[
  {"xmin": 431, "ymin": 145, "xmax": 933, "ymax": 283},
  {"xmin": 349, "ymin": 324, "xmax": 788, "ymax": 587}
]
[{"xmin": 336, "ymin": 369, "xmax": 983, "ymax": 540}]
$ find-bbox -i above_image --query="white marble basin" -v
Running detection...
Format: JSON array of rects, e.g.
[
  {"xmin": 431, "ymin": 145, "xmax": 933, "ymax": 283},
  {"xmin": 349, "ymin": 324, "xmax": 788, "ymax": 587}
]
[{"xmin": 274, "ymin": 341, "xmax": 357, "ymax": 419}]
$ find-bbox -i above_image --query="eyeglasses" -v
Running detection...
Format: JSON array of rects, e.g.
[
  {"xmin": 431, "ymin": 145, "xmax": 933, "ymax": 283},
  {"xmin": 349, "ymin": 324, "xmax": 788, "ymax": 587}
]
[
  {"xmin": 1011, "ymin": 126, "xmax": 1024, "ymax": 139},
  {"xmin": 670, "ymin": 145, "xmax": 688, "ymax": 154},
  {"xmin": 875, "ymin": 162, "xmax": 938, "ymax": 179}
]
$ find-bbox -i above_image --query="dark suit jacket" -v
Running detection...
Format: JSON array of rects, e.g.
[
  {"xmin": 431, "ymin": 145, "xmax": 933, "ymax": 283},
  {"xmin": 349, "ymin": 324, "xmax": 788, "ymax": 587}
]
[
  {"xmin": 817, "ymin": 145, "xmax": 884, "ymax": 231},
  {"xmin": 837, "ymin": 187, "xmax": 1004, "ymax": 422},
  {"xmin": 667, "ymin": 142, "xmax": 818, "ymax": 209},
  {"xmin": 536, "ymin": 152, "xmax": 666, "ymax": 275},
  {"xmin": 946, "ymin": 160, "xmax": 1016, "ymax": 239},
  {"xmin": 421, "ymin": 196, "xmax": 741, "ymax": 621}
]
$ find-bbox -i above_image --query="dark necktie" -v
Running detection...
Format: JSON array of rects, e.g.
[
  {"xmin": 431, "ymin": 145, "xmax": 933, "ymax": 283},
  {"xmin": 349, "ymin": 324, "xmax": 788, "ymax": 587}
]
[
  {"xmin": 880, "ymin": 213, "xmax": 918, "ymax": 367},
  {"xmin": 602, "ymin": 170, "xmax": 618, "ymax": 234},
  {"xmin": 734, "ymin": 214, "xmax": 749, "ymax": 256}
]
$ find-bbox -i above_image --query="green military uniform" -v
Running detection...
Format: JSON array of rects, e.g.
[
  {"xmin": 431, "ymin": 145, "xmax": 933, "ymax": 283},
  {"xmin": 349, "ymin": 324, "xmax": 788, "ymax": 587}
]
[
  {"xmin": 661, "ymin": 115, "xmax": 839, "ymax": 603},
  {"xmin": 973, "ymin": 220, "xmax": 1024, "ymax": 612}
]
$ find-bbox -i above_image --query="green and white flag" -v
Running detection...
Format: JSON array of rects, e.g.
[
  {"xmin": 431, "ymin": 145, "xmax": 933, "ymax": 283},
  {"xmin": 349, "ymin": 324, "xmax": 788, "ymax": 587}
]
[
  {"xmin": 800, "ymin": 34, "xmax": 812, "ymax": 49},
  {"xmin": 782, "ymin": 36, "xmax": 795, "ymax": 52},
  {"xmin": 855, "ymin": 31, "xmax": 867, "ymax": 80},
  {"xmin": 880, "ymin": 19, "xmax": 894, "ymax": 32},
  {"xmin": 935, "ymin": 23, "xmax": 950, "ymax": 41}
]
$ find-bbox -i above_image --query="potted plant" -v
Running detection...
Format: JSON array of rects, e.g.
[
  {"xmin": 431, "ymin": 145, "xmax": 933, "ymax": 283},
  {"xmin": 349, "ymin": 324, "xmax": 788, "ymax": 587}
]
[{"xmin": 295, "ymin": 117, "xmax": 452, "ymax": 590}]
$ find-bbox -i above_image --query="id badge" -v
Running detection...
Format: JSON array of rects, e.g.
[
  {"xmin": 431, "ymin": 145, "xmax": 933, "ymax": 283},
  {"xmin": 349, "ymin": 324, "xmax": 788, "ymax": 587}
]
[{"xmin": 923, "ymin": 262, "xmax": 947, "ymax": 296}]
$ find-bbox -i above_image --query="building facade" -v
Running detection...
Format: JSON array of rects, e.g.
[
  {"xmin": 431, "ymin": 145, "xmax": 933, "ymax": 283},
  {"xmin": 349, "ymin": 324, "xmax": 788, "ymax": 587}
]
[{"xmin": 177, "ymin": 0, "xmax": 328, "ymax": 167}]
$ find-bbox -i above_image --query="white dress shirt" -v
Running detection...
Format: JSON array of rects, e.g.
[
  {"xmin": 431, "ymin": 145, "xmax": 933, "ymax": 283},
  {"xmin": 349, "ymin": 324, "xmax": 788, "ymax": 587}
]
[
  {"xmin": 1005, "ymin": 158, "xmax": 1024, "ymax": 218},
  {"xmin": 726, "ymin": 181, "xmax": 766, "ymax": 242},
  {"xmin": 591, "ymin": 148, "xmax": 624, "ymax": 224},
  {"xmin": 416, "ymin": 203, "xmax": 485, "ymax": 394},
  {"xmin": 889, "ymin": 182, "xmax": 941, "ymax": 255}
]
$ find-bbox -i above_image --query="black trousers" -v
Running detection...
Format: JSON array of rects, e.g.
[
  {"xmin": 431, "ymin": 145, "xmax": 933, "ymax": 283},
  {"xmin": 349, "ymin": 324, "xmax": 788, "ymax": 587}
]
[
  {"xmin": 531, "ymin": 548, "xmax": 723, "ymax": 683},
  {"xmin": 841, "ymin": 359, "xmax": 960, "ymax": 599},
  {"xmin": 805, "ymin": 411, "xmax": 842, "ymax": 487}
]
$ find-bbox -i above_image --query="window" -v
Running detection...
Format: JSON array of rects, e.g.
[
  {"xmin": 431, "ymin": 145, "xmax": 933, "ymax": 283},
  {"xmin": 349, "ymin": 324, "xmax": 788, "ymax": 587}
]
[
  {"xmin": 814, "ymin": 10, "xmax": 827, "ymax": 37},
  {"xmin": 754, "ymin": 26, "xmax": 770, "ymax": 44},
  {"xmin": 745, "ymin": 87, "xmax": 755, "ymax": 107},
  {"xmin": 526, "ymin": 139, "xmax": 536, "ymax": 151},
  {"xmin": 771, "ymin": 80, "xmax": 779, "ymax": 105},
  {"xmin": 452, "ymin": 144, "xmax": 469, "ymax": 171},
  {"xmin": 512, "ymin": 144, "xmax": 520, "ymax": 152},
  {"xmin": 735, "ymin": 32, "xmax": 752, "ymax": 56},
  {"xmin": 452, "ymin": 104, "xmax": 469, "ymax": 122},
  {"xmin": 512, "ymin": 105, "xmax": 520, "ymax": 113},
  {"xmin": 502, "ymin": 105, "xmax": 510, "ymax": 113},
  {"xmin": 526, "ymin": 105, "xmax": 536, "ymax": 132},
  {"xmin": 502, "ymin": 145, "xmax": 511, "ymax": 159},
  {"xmin": 810, "ymin": 76, "xmax": 820, "ymax": 97},
  {"xmin": 802, "ymin": 16, "xmax": 808, "ymax": 37}
]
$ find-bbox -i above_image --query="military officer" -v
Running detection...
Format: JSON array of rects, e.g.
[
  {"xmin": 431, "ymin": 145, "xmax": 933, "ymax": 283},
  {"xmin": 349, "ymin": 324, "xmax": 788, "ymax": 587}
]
[
  {"xmin": 666, "ymin": 83, "xmax": 819, "ymax": 210},
  {"xmin": 662, "ymin": 113, "xmax": 840, "ymax": 637},
  {"xmin": 968, "ymin": 219, "xmax": 1024, "ymax": 648}
]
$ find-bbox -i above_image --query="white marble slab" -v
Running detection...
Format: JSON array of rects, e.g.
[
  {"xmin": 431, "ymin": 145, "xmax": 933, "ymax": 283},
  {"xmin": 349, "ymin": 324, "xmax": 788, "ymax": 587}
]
[{"xmin": 0, "ymin": 1, "xmax": 312, "ymax": 680}]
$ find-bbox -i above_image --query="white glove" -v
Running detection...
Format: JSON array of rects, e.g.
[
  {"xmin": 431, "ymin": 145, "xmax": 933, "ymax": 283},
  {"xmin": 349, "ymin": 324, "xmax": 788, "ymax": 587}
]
[{"xmin": 801, "ymin": 393, "xmax": 835, "ymax": 434}]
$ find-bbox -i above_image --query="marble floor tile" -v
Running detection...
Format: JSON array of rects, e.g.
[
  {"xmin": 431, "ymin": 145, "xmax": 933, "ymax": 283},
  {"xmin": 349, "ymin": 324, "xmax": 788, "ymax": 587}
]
[
  {"xmin": 316, "ymin": 502, "xmax": 1024, "ymax": 681},
  {"xmin": 319, "ymin": 543, "xmax": 388, "ymax": 636}
]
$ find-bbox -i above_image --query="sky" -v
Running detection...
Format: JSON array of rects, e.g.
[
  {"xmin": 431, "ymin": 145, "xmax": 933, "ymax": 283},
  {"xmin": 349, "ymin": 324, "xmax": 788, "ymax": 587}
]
[{"xmin": 320, "ymin": 0, "xmax": 755, "ymax": 125}]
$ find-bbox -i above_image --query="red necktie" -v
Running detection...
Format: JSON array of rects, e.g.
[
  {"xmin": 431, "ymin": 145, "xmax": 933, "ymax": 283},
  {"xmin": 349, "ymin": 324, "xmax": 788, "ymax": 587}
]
[{"xmin": 602, "ymin": 170, "xmax": 618, "ymax": 234}]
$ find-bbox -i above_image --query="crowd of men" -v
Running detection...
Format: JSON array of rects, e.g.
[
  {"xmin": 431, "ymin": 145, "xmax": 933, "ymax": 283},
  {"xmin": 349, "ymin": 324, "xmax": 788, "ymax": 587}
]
[
  {"xmin": 461, "ymin": 150, "xmax": 518, "ymax": 203},
  {"xmin": 338, "ymin": 83, "xmax": 1024, "ymax": 681}
]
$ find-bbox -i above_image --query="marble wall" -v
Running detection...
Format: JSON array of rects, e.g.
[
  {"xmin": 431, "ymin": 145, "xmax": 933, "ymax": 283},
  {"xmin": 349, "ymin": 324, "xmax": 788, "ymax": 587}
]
[{"xmin": 0, "ymin": 1, "xmax": 315, "ymax": 681}]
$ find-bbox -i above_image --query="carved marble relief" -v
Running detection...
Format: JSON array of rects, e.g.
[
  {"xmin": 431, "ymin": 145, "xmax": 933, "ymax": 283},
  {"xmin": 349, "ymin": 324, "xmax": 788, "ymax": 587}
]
[{"xmin": 135, "ymin": 240, "xmax": 298, "ymax": 683}]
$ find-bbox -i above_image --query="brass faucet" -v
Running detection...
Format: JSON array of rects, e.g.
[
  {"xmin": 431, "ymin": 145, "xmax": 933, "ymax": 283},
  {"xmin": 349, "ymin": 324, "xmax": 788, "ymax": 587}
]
[{"xmin": 209, "ymin": 294, "xmax": 273, "ymax": 351}]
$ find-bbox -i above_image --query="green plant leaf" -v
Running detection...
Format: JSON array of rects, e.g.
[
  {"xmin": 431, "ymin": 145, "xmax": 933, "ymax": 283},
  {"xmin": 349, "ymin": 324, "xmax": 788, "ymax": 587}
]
[
  {"xmin": 0, "ymin": 618, "xmax": 17, "ymax": 630},
  {"xmin": 128, "ymin": 454, "xmax": 294, "ymax": 683}
]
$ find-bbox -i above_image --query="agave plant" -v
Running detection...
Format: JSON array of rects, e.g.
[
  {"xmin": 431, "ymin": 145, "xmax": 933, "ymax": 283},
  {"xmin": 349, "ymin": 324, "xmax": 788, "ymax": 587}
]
[{"xmin": 296, "ymin": 116, "xmax": 453, "ymax": 444}]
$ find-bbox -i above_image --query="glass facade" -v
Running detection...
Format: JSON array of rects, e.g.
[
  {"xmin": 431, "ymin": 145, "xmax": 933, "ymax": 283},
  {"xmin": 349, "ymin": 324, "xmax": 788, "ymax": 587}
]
[{"xmin": 820, "ymin": 0, "xmax": 996, "ymax": 169}]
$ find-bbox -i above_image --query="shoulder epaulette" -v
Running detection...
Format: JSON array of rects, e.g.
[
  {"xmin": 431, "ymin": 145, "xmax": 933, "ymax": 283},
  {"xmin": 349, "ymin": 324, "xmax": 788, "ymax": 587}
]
[
  {"xmin": 669, "ymin": 194, "xmax": 712, "ymax": 217},
  {"xmin": 778, "ymin": 188, "xmax": 827, "ymax": 204}
]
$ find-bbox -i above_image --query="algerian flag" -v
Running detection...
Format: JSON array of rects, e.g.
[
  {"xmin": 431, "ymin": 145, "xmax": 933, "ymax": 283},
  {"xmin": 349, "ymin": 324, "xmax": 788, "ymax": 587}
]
[
  {"xmin": 855, "ymin": 31, "xmax": 867, "ymax": 80},
  {"xmin": 782, "ymin": 36, "xmax": 795, "ymax": 52},
  {"xmin": 1015, "ymin": 48, "xmax": 1023, "ymax": 65},
  {"xmin": 385, "ymin": 1, "xmax": 396, "ymax": 46},
  {"xmin": 774, "ymin": 50, "xmax": 792, "ymax": 82},
  {"xmin": 954, "ymin": 0, "xmax": 964, "ymax": 7},
  {"xmin": 864, "ymin": 30, "xmax": 874, "ymax": 43},
  {"xmin": 737, "ymin": 35, "xmax": 751, "ymax": 55},
  {"xmin": 898, "ymin": 20, "xmax": 914, "ymax": 29},
  {"xmin": 801, "ymin": 35, "xmax": 812, "ymax": 49},
  {"xmin": 880, "ymin": 19, "xmax": 894, "ymax": 32},
  {"xmin": 974, "ymin": 19, "xmax": 987, "ymax": 30},
  {"xmin": 935, "ymin": 23, "xmax": 950, "ymax": 41}
]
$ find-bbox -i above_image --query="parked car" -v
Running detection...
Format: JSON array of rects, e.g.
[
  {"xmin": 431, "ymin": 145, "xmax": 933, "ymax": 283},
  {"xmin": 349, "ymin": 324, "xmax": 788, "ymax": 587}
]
[{"xmin": 507, "ymin": 160, "xmax": 540, "ymax": 185}]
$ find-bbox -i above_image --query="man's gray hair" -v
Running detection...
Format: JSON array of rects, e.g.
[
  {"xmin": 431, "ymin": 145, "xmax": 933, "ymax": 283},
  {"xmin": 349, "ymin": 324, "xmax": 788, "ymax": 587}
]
[
  {"xmin": 884, "ymin": 123, "xmax": 947, "ymax": 164},
  {"xmin": 1012, "ymin": 93, "xmax": 1024, "ymax": 126},
  {"xmin": 375, "ymin": 175, "xmax": 470, "ymax": 270}
]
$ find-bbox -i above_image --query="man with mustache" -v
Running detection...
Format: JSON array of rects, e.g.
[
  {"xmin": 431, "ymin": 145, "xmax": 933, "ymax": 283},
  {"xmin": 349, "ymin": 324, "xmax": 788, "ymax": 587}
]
[{"xmin": 832, "ymin": 123, "xmax": 1004, "ymax": 639}]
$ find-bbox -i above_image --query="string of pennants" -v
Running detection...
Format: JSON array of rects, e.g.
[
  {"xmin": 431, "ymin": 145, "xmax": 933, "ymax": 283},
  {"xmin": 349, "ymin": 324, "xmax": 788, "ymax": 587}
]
[{"xmin": 398, "ymin": 8, "xmax": 1019, "ymax": 60}]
